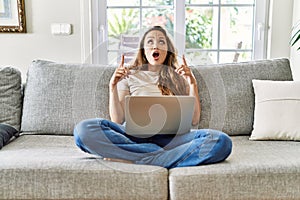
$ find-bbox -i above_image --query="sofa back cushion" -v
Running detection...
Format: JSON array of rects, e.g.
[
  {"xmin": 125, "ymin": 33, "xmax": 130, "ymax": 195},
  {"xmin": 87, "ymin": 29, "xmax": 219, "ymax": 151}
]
[
  {"xmin": 21, "ymin": 60, "xmax": 114, "ymax": 135},
  {"xmin": 0, "ymin": 67, "xmax": 22, "ymax": 131},
  {"xmin": 192, "ymin": 58, "xmax": 292, "ymax": 135},
  {"xmin": 21, "ymin": 58, "xmax": 292, "ymax": 136}
]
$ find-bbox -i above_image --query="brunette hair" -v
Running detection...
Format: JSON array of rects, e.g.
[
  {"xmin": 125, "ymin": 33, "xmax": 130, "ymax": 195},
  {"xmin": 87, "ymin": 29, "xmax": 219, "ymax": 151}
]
[{"xmin": 129, "ymin": 26, "xmax": 188, "ymax": 95}]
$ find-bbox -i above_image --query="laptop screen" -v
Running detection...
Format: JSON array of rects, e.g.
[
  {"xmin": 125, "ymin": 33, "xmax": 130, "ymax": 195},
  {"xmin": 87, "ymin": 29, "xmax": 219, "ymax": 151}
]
[{"xmin": 125, "ymin": 96, "xmax": 195, "ymax": 136}]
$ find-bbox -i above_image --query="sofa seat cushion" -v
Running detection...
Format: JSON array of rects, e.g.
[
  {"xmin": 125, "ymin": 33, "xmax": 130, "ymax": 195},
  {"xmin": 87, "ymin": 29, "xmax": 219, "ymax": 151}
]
[
  {"xmin": 0, "ymin": 135, "xmax": 168, "ymax": 200},
  {"xmin": 169, "ymin": 136, "xmax": 300, "ymax": 200}
]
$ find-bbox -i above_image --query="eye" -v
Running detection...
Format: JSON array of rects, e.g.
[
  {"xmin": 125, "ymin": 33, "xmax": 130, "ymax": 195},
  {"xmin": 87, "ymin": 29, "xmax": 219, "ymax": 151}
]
[
  {"xmin": 159, "ymin": 40, "xmax": 166, "ymax": 45},
  {"xmin": 147, "ymin": 39, "xmax": 154, "ymax": 45}
]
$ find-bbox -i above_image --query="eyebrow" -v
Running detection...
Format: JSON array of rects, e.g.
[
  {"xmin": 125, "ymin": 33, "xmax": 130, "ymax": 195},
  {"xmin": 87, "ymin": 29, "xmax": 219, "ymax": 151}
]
[{"xmin": 146, "ymin": 36, "xmax": 166, "ymax": 40}]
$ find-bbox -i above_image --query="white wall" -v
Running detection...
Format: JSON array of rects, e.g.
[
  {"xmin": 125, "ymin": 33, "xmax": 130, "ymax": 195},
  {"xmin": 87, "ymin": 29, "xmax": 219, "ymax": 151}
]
[
  {"xmin": 0, "ymin": 0, "xmax": 298, "ymax": 80},
  {"xmin": 268, "ymin": 0, "xmax": 300, "ymax": 80},
  {"xmin": 0, "ymin": 0, "xmax": 83, "ymax": 81},
  {"xmin": 290, "ymin": 0, "xmax": 300, "ymax": 80},
  {"xmin": 267, "ymin": 0, "xmax": 298, "ymax": 79},
  {"xmin": 268, "ymin": 0, "xmax": 293, "ymax": 59}
]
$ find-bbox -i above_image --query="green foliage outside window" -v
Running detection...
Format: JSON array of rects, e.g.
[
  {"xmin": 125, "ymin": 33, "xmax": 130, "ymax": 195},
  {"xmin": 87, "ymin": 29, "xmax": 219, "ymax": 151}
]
[
  {"xmin": 108, "ymin": 7, "xmax": 213, "ymax": 50},
  {"xmin": 108, "ymin": 9, "xmax": 138, "ymax": 40},
  {"xmin": 185, "ymin": 8, "xmax": 212, "ymax": 49}
]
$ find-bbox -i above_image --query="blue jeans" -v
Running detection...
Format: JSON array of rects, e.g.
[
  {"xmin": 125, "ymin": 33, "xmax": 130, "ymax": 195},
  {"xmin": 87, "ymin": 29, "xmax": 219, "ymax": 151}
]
[{"xmin": 73, "ymin": 118, "xmax": 232, "ymax": 169}]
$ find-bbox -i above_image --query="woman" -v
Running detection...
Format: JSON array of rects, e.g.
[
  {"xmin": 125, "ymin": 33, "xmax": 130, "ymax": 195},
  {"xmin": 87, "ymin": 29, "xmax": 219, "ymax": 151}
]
[{"xmin": 74, "ymin": 26, "xmax": 232, "ymax": 169}]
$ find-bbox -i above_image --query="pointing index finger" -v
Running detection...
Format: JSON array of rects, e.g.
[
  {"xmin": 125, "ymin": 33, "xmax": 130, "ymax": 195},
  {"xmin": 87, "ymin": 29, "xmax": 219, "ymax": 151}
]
[
  {"xmin": 182, "ymin": 55, "xmax": 188, "ymax": 67},
  {"xmin": 119, "ymin": 54, "xmax": 125, "ymax": 68}
]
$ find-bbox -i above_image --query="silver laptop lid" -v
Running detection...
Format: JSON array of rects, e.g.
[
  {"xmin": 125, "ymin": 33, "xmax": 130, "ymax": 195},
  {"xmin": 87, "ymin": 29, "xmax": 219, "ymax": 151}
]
[{"xmin": 125, "ymin": 96, "xmax": 195, "ymax": 136}]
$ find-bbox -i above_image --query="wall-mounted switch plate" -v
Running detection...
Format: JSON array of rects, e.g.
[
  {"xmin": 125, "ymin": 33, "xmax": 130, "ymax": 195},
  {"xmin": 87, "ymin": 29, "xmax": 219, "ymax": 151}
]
[{"xmin": 51, "ymin": 23, "xmax": 72, "ymax": 35}]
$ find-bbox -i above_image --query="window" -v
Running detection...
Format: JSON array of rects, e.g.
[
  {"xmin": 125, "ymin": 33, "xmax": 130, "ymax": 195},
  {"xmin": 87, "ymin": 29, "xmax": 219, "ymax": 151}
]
[{"xmin": 91, "ymin": 0, "xmax": 270, "ymax": 65}]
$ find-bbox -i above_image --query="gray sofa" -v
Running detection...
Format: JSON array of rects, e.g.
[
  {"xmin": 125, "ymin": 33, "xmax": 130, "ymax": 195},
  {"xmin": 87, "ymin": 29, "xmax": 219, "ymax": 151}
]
[{"xmin": 1, "ymin": 58, "xmax": 300, "ymax": 200}]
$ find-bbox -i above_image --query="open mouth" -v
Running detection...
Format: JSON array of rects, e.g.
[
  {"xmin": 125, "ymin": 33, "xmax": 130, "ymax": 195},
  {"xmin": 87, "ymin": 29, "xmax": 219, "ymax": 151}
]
[{"xmin": 152, "ymin": 52, "xmax": 160, "ymax": 60}]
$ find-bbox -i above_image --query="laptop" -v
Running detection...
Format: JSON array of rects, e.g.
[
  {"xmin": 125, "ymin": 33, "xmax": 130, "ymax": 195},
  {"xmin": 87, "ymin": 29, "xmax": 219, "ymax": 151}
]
[{"xmin": 125, "ymin": 96, "xmax": 195, "ymax": 136}]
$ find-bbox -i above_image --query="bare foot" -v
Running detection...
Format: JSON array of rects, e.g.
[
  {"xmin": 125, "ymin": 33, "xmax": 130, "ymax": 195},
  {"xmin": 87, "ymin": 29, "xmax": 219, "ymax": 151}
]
[{"xmin": 103, "ymin": 157, "xmax": 134, "ymax": 164}]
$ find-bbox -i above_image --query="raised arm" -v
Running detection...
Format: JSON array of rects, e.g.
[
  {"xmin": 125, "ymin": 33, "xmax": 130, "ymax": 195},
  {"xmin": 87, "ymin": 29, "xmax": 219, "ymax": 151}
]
[
  {"xmin": 175, "ymin": 55, "xmax": 201, "ymax": 126},
  {"xmin": 109, "ymin": 55, "xmax": 130, "ymax": 124}
]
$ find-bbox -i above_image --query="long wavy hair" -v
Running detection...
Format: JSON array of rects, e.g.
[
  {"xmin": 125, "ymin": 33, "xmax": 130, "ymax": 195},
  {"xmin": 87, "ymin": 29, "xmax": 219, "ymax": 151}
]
[{"xmin": 129, "ymin": 26, "xmax": 188, "ymax": 95}]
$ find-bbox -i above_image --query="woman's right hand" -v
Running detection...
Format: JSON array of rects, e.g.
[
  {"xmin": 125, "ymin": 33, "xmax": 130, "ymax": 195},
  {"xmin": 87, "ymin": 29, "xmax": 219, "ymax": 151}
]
[
  {"xmin": 109, "ymin": 55, "xmax": 130, "ymax": 89},
  {"xmin": 109, "ymin": 55, "xmax": 130, "ymax": 124}
]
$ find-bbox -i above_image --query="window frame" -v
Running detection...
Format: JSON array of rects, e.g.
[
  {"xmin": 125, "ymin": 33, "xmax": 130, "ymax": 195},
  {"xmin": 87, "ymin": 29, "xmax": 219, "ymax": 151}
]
[{"xmin": 90, "ymin": 0, "xmax": 270, "ymax": 65}]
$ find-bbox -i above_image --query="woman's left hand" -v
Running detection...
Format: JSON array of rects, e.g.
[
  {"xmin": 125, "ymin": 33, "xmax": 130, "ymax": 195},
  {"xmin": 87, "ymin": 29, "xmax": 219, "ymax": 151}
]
[
  {"xmin": 175, "ymin": 55, "xmax": 201, "ymax": 126},
  {"xmin": 175, "ymin": 55, "xmax": 197, "ymax": 85}
]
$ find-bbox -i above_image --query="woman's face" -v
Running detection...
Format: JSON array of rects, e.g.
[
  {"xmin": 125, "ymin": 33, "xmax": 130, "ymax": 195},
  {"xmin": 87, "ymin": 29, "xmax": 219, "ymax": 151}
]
[{"xmin": 143, "ymin": 30, "xmax": 168, "ymax": 66}]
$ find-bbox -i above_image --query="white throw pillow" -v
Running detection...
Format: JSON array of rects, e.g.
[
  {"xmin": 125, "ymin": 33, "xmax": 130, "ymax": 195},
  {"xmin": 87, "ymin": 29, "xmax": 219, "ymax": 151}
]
[{"xmin": 250, "ymin": 80, "xmax": 300, "ymax": 141}]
